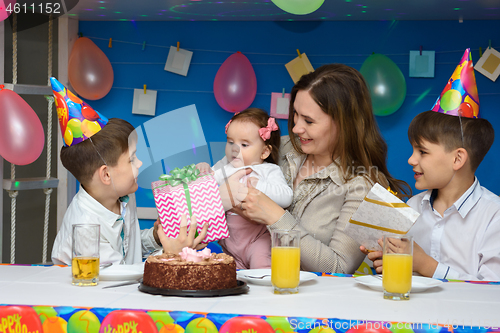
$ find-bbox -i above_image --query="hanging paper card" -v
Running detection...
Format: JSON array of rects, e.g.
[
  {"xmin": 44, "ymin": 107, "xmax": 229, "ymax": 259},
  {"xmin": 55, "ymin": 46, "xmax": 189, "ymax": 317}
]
[
  {"xmin": 344, "ymin": 183, "xmax": 420, "ymax": 251},
  {"xmin": 409, "ymin": 50, "xmax": 435, "ymax": 78},
  {"xmin": 132, "ymin": 88, "xmax": 157, "ymax": 116},
  {"xmin": 165, "ymin": 46, "xmax": 193, "ymax": 76},
  {"xmin": 285, "ymin": 53, "xmax": 314, "ymax": 83},
  {"xmin": 270, "ymin": 92, "xmax": 291, "ymax": 119},
  {"xmin": 474, "ymin": 47, "xmax": 500, "ymax": 82}
]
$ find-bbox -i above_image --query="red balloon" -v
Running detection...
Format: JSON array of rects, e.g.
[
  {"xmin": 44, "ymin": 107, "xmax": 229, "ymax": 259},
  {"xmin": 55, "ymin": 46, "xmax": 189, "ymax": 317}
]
[
  {"xmin": 213, "ymin": 52, "xmax": 257, "ymax": 113},
  {"xmin": 82, "ymin": 104, "xmax": 100, "ymax": 121},
  {"xmin": 0, "ymin": 88, "xmax": 45, "ymax": 165},
  {"xmin": 99, "ymin": 310, "xmax": 158, "ymax": 333},
  {"xmin": 0, "ymin": 305, "xmax": 43, "ymax": 332},
  {"xmin": 458, "ymin": 102, "xmax": 473, "ymax": 118},
  {"xmin": 220, "ymin": 317, "xmax": 274, "ymax": 333},
  {"xmin": 69, "ymin": 37, "xmax": 114, "ymax": 100}
]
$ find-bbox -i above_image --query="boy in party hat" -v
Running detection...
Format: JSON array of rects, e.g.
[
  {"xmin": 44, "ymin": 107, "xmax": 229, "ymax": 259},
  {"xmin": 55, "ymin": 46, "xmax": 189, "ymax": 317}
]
[
  {"xmin": 50, "ymin": 77, "xmax": 208, "ymax": 265},
  {"xmin": 364, "ymin": 49, "xmax": 500, "ymax": 280}
]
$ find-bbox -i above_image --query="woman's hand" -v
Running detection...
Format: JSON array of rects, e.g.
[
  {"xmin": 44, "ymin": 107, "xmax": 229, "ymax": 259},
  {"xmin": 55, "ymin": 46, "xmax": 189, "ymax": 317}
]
[
  {"xmin": 218, "ymin": 168, "xmax": 252, "ymax": 211},
  {"xmin": 157, "ymin": 214, "xmax": 209, "ymax": 254},
  {"xmin": 235, "ymin": 180, "xmax": 285, "ymax": 226}
]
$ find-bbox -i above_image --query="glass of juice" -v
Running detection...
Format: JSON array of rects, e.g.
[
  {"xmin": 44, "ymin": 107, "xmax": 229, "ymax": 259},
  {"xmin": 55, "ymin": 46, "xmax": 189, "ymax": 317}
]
[
  {"xmin": 382, "ymin": 235, "xmax": 413, "ymax": 300},
  {"xmin": 72, "ymin": 224, "xmax": 100, "ymax": 286},
  {"xmin": 271, "ymin": 229, "xmax": 300, "ymax": 294}
]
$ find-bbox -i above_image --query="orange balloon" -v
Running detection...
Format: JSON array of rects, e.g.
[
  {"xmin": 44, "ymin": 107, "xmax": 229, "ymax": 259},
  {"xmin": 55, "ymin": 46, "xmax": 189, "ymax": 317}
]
[{"xmin": 68, "ymin": 37, "xmax": 114, "ymax": 100}]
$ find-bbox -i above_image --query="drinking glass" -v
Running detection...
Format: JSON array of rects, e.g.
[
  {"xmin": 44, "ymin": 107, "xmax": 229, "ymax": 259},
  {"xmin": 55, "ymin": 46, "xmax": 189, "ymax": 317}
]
[
  {"xmin": 271, "ymin": 229, "xmax": 300, "ymax": 294},
  {"xmin": 72, "ymin": 224, "xmax": 100, "ymax": 286},
  {"xmin": 382, "ymin": 234, "xmax": 413, "ymax": 300}
]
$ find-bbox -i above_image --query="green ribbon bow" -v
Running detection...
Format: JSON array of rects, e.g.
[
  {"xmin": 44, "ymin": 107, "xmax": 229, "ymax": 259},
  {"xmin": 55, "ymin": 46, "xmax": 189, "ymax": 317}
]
[{"xmin": 158, "ymin": 164, "xmax": 201, "ymax": 236}]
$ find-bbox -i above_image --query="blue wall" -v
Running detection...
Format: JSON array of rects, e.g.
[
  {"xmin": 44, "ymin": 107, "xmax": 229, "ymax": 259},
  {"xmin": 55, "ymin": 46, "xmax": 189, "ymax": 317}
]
[{"xmin": 80, "ymin": 20, "xmax": 500, "ymax": 209}]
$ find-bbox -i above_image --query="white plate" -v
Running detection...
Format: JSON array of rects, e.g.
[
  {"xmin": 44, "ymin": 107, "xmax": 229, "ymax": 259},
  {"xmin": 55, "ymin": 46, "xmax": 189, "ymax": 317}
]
[
  {"xmin": 99, "ymin": 263, "xmax": 144, "ymax": 281},
  {"xmin": 354, "ymin": 275, "xmax": 443, "ymax": 292},
  {"xmin": 237, "ymin": 269, "xmax": 317, "ymax": 286}
]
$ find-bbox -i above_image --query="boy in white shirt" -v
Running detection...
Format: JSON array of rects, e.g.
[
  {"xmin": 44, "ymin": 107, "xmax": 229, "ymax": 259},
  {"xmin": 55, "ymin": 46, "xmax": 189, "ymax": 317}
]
[
  {"xmin": 50, "ymin": 77, "xmax": 207, "ymax": 265},
  {"xmin": 364, "ymin": 49, "xmax": 500, "ymax": 281}
]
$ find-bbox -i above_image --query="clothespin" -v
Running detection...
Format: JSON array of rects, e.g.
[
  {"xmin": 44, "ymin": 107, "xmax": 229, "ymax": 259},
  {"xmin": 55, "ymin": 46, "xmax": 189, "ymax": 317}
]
[
  {"xmin": 142, "ymin": 41, "xmax": 146, "ymax": 51},
  {"xmin": 282, "ymin": 88, "xmax": 285, "ymax": 98},
  {"xmin": 296, "ymin": 49, "xmax": 302, "ymax": 58},
  {"xmin": 489, "ymin": 40, "xmax": 491, "ymax": 49},
  {"xmin": 479, "ymin": 47, "xmax": 483, "ymax": 57},
  {"xmin": 108, "ymin": 38, "xmax": 112, "ymax": 48},
  {"xmin": 144, "ymin": 84, "xmax": 147, "ymax": 94},
  {"xmin": 420, "ymin": 45, "xmax": 422, "ymax": 56},
  {"xmin": 177, "ymin": 41, "xmax": 180, "ymax": 52},
  {"xmin": 78, "ymin": 32, "xmax": 83, "ymax": 38}
]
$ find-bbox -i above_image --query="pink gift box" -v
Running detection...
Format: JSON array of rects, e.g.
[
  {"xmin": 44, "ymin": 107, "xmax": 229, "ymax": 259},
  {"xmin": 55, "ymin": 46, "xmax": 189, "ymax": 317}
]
[{"xmin": 152, "ymin": 174, "xmax": 229, "ymax": 243}]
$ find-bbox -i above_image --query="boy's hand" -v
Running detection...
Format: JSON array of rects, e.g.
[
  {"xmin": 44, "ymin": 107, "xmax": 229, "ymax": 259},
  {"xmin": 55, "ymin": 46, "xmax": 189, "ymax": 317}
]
[
  {"xmin": 153, "ymin": 218, "xmax": 162, "ymax": 246},
  {"xmin": 413, "ymin": 241, "xmax": 438, "ymax": 278},
  {"xmin": 360, "ymin": 238, "xmax": 384, "ymax": 274},
  {"xmin": 157, "ymin": 214, "xmax": 209, "ymax": 254},
  {"xmin": 196, "ymin": 162, "xmax": 213, "ymax": 175}
]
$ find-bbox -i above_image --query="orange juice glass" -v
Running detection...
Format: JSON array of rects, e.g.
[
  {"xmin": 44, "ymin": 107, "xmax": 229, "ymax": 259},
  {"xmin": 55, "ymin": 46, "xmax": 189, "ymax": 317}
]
[
  {"xmin": 382, "ymin": 235, "xmax": 413, "ymax": 300},
  {"xmin": 271, "ymin": 230, "xmax": 300, "ymax": 294}
]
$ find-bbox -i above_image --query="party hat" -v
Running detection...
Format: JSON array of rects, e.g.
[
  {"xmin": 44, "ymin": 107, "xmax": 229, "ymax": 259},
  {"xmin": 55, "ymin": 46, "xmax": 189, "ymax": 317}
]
[
  {"xmin": 50, "ymin": 77, "xmax": 109, "ymax": 147},
  {"xmin": 431, "ymin": 48, "xmax": 480, "ymax": 118}
]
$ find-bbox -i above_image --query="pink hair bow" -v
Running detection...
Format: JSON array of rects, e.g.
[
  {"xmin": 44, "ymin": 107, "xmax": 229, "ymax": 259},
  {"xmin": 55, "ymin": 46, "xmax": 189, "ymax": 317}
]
[
  {"xmin": 225, "ymin": 112, "xmax": 240, "ymax": 134},
  {"xmin": 258, "ymin": 117, "xmax": 278, "ymax": 141}
]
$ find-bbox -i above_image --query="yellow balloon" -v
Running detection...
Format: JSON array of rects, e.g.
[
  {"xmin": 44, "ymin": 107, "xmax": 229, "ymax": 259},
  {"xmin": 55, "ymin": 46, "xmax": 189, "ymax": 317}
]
[
  {"xmin": 81, "ymin": 119, "xmax": 101, "ymax": 138},
  {"xmin": 64, "ymin": 127, "xmax": 74, "ymax": 146}
]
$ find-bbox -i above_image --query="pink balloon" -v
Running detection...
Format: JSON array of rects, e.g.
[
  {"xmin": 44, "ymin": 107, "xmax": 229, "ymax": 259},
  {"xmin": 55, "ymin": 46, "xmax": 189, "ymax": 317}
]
[
  {"xmin": 68, "ymin": 37, "xmax": 114, "ymax": 100},
  {"xmin": 213, "ymin": 52, "xmax": 257, "ymax": 113},
  {"xmin": 0, "ymin": 87, "xmax": 45, "ymax": 165}
]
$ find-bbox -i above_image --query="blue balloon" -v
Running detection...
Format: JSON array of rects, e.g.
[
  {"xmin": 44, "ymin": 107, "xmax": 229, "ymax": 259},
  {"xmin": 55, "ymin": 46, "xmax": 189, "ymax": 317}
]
[{"xmin": 451, "ymin": 78, "xmax": 465, "ymax": 95}]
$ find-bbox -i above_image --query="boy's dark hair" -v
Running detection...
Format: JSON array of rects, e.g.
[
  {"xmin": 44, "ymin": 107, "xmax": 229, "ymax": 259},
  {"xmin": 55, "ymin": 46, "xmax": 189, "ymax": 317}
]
[
  {"xmin": 408, "ymin": 111, "xmax": 494, "ymax": 172},
  {"xmin": 230, "ymin": 108, "xmax": 281, "ymax": 164},
  {"xmin": 60, "ymin": 118, "xmax": 135, "ymax": 185}
]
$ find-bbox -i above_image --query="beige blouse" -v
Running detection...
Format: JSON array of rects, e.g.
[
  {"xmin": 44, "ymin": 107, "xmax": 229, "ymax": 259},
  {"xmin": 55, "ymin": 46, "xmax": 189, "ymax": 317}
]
[{"xmin": 267, "ymin": 136, "xmax": 371, "ymax": 274}]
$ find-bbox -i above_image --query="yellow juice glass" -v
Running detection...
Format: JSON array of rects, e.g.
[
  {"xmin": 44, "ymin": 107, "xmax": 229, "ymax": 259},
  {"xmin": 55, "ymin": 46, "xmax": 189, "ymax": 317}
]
[
  {"xmin": 382, "ymin": 235, "xmax": 413, "ymax": 300},
  {"xmin": 72, "ymin": 224, "xmax": 100, "ymax": 286},
  {"xmin": 271, "ymin": 230, "xmax": 300, "ymax": 294}
]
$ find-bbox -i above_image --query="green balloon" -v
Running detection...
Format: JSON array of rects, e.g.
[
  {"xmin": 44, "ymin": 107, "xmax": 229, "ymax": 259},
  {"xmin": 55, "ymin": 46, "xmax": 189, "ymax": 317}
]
[
  {"xmin": 271, "ymin": 0, "xmax": 324, "ymax": 15},
  {"xmin": 440, "ymin": 89, "xmax": 462, "ymax": 112},
  {"xmin": 360, "ymin": 53, "xmax": 407, "ymax": 116}
]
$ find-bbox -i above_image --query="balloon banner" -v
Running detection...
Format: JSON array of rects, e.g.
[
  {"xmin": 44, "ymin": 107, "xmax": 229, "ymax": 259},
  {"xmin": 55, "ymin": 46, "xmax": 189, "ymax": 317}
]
[
  {"xmin": 0, "ymin": 86, "xmax": 45, "ymax": 165},
  {"xmin": 214, "ymin": 52, "xmax": 257, "ymax": 113},
  {"xmin": 360, "ymin": 54, "xmax": 407, "ymax": 117},
  {"xmin": 69, "ymin": 37, "xmax": 114, "ymax": 100}
]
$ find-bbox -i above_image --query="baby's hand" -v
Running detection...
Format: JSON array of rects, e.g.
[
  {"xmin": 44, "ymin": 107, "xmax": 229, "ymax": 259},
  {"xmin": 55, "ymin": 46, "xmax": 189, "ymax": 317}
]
[
  {"xmin": 248, "ymin": 177, "xmax": 259, "ymax": 188},
  {"xmin": 196, "ymin": 162, "xmax": 213, "ymax": 175}
]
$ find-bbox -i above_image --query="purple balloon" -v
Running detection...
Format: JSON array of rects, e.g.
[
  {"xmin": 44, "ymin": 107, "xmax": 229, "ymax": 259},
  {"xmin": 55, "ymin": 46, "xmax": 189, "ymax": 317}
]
[
  {"xmin": 213, "ymin": 52, "xmax": 257, "ymax": 113},
  {"xmin": 0, "ymin": 88, "xmax": 45, "ymax": 165}
]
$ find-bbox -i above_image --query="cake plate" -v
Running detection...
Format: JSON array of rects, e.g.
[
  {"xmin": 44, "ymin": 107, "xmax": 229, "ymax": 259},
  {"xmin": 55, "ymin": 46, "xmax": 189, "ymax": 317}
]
[{"xmin": 138, "ymin": 280, "xmax": 249, "ymax": 297}]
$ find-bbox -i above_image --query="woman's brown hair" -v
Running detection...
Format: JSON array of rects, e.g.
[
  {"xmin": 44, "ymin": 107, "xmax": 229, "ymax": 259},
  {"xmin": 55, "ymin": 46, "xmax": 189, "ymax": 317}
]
[
  {"xmin": 288, "ymin": 64, "xmax": 411, "ymax": 198},
  {"xmin": 229, "ymin": 108, "xmax": 281, "ymax": 165}
]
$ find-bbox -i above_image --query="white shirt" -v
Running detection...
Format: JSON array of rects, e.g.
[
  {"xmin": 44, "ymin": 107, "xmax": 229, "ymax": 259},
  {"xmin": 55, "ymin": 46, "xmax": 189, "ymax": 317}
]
[
  {"xmin": 407, "ymin": 178, "xmax": 500, "ymax": 281},
  {"xmin": 51, "ymin": 185, "xmax": 162, "ymax": 265},
  {"xmin": 212, "ymin": 157, "xmax": 293, "ymax": 208}
]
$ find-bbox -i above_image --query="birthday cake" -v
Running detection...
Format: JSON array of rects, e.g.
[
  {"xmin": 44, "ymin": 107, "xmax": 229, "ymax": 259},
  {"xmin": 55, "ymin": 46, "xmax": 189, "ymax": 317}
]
[{"xmin": 142, "ymin": 248, "xmax": 237, "ymax": 290}]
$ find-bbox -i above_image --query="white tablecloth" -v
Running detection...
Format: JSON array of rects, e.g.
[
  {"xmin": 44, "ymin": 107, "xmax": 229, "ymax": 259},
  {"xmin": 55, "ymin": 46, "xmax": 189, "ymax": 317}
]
[{"xmin": 1, "ymin": 265, "xmax": 500, "ymax": 328}]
